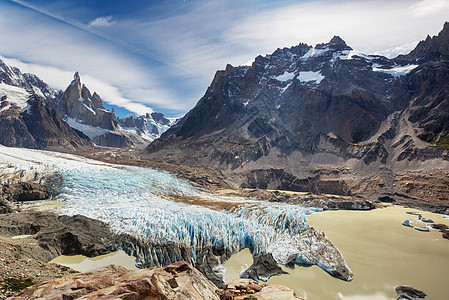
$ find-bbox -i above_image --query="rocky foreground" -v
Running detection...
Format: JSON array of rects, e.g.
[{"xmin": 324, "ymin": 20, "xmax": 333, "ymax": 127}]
[{"xmin": 11, "ymin": 261, "xmax": 303, "ymax": 300}]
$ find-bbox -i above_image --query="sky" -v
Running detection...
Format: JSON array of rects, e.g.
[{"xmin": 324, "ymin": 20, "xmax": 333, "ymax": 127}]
[{"xmin": 0, "ymin": 0, "xmax": 448, "ymax": 118}]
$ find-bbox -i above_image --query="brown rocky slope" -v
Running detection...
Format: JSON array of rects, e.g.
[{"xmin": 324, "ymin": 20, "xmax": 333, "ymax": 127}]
[{"xmin": 143, "ymin": 23, "xmax": 449, "ymax": 214}]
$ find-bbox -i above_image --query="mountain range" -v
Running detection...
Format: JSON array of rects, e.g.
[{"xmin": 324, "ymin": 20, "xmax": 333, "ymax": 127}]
[
  {"xmin": 144, "ymin": 22, "xmax": 449, "ymax": 211},
  {"xmin": 0, "ymin": 62, "xmax": 174, "ymax": 150}
]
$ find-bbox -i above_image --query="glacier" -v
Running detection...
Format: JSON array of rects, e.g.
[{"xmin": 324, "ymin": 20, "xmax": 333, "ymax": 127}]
[{"xmin": 0, "ymin": 146, "xmax": 353, "ymax": 281}]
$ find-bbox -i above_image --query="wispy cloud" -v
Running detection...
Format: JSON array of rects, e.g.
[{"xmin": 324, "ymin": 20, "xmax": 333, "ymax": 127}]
[
  {"xmin": 2, "ymin": 0, "xmax": 449, "ymax": 117},
  {"xmin": 88, "ymin": 15, "xmax": 116, "ymax": 27},
  {"xmin": 410, "ymin": 0, "xmax": 449, "ymax": 17}
]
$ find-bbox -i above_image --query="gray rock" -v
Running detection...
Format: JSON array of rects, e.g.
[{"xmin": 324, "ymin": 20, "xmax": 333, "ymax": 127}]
[
  {"xmin": 395, "ymin": 285, "xmax": 427, "ymax": 299},
  {"xmin": 240, "ymin": 253, "xmax": 288, "ymax": 282}
]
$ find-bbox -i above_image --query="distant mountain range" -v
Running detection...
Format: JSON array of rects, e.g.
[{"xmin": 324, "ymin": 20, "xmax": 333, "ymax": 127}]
[
  {"xmin": 0, "ymin": 62, "xmax": 174, "ymax": 150},
  {"xmin": 144, "ymin": 22, "xmax": 449, "ymax": 210}
]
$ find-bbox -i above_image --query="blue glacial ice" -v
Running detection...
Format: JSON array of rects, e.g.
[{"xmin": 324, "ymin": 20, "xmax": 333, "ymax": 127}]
[{"xmin": 0, "ymin": 146, "xmax": 352, "ymax": 280}]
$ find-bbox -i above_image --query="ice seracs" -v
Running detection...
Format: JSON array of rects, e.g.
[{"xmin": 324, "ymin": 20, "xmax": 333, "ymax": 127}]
[{"xmin": 0, "ymin": 145, "xmax": 353, "ymax": 282}]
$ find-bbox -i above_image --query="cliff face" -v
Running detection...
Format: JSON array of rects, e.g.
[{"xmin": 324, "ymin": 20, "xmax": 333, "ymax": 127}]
[
  {"xmin": 58, "ymin": 72, "xmax": 117, "ymax": 131},
  {"xmin": 0, "ymin": 61, "xmax": 93, "ymax": 151},
  {"xmin": 143, "ymin": 23, "xmax": 449, "ymax": 208},
  {"xmin": 0, "ymin": 59, "xmax": 174, "ymax": 150},
  {"xmin": 0, "ymin": 94, "xmax": 93, "ymax": 152}
]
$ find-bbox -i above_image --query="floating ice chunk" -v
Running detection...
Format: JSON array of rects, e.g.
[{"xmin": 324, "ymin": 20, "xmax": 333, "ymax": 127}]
[{"xmin": 402, "ymin": 219, "xmax": 412, "ymax": 227}]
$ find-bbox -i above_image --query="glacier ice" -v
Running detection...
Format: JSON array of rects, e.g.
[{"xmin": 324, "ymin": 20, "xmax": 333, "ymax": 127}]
[{"xmin": 0, "ymin": 146, "xmax": 353, "ymax": 280}]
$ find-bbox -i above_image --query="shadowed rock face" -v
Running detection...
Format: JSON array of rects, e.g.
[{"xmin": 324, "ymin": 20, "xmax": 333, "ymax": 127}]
[
  {"xmin": 0, "ymin": 210, "xmax": 120, "ymax": 260},
  {"xmin": 143, "ymin": 23, "xmax": 449, "ymax": 204},
  {"xmin": 0, "ymin": 61, "xmax": 93, "ymax": 151},
  {"xmin": 240, "ymin": 253, "xmax": 288, "ymax": 282},
  {"xmin": 0, "ymin": 95, "xmax": 93, "ymax": 151},
  {"xmin": 58, "ymin": 72, "xmax": 117, "ymax": 131}
]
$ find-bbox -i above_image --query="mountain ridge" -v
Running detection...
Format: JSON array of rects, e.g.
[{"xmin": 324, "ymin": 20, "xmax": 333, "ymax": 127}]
[
  {"xmin": 0, "ymin": 60, "xmax": 173, "ymax": 150},
  {"xmin": 143, "ymin": 22, "xmax": 449, "ymax": 211}
]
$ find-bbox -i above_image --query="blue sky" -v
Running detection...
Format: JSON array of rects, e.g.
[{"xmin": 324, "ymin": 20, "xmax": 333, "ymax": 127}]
[{"xmin": 0, "ymin": 0, "xmax": 448, "ymax": 117}]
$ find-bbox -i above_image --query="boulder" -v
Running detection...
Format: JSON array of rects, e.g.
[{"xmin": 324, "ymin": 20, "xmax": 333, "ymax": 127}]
[
  {"xmin": 12, "ymin": 261, "xmax": 303, "ymax": 300},
  {"xmin": 395, "ymin": 285, "xmax": 427, "ymax": 299},
  {"xmin": 240, "ymin": 253, "xmax": 288, "ymax": 282},
  {"xmin": 11, "ymin": 262, "xmax": 218, "ymax": 300},
  {"xmin": 221, "ymin": 278, "xmax": 304, "ymax": 300}
]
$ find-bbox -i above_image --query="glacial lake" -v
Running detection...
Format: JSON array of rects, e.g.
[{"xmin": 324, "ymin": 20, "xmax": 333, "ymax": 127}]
[
  {"xmin": 224, "ymin": 205, "xmax": 449, "ymax": 299},
  {"xmin": 3, "ymin": 147, "xmax": 449, "ymax": 299}
]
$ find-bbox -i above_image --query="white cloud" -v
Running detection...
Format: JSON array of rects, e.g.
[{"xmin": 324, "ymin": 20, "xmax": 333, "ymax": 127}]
[
  {"xmin": 0, "ymin": 2, "xmax": 185, "ymax": 115},
  {"xmin": 88, "ymin": 16, "xmax": 116, "ymax": 27},
  {"xmin": 374, "ymin": 41, "xmax": 421, "ymax": 58},
  {"xmin": 221, "ymin": 0, "xmax": 448, "ymax": 59},
  {"xmin": 410, "ymin": 0, "xmax": 449, "ymax": 16},
  {"xmin": 2, "ymin": 0, "xmax": 449, "ymax": 117},
  {"xmin": 0, "ymin": 54, "xmax": 157, "ymax": 115}
]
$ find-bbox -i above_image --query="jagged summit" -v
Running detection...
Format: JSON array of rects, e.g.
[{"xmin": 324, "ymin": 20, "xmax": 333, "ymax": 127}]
[
  {"xmin": 72, "ymin": 71, "xmax": 81, "ymax": 84},
  {"xmin": 144, "ymin": 22, "xmax": 449, "ymax": 202},
  {"xmin": 396, "ymin": 21, "xmax": 449, "ymax": 64},
  {"xmin": 329, "ymin": 35, "xmax": 347, "ymax": 45},
  {"xmin": 59, "ymin": 72, "xmax": 116, "ymax": 131},
  {"xmin": 315, "ymin": 35, "xmax": 352, "ymax": 51}
]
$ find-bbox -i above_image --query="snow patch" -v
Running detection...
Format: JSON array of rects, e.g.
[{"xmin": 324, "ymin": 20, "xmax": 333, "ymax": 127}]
[
  {"xmin": 83, "ymin": 104, "xmax": 96, "ymax": 115},
  {"xmin": 302, "ymin": 47, "xmax": 329, "ymax": 59},
  {"xmin": 298, "ymin": 71, "xmax": 324, "ymax": 84},
  {"xmin": 280, "ymin": 82, "xmax": 292, "ymax": 94},
  {"xmin": 373, "ymin": 64, "xmax": 419, "ymax": 77},
  {"xmin": 0, "ymin": 82, "xmax": 31, "ymax": 111},
  {"xmin": 65, "ymin": 117, "xmax": 109, "ymax": 138},
  {"xmin": 275, "ymin": 71, "xmax": 295, "ymax": 82}
]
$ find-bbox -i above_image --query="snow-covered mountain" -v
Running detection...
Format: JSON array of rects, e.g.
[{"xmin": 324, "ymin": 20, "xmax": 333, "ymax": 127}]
[
  {"xmin": 144, "ymin": 22, "xmax": 449, "ymax": 207},
  {"xmin": 0, "ymin": 61, "xmax": 93, "ymax": 151},
  {"xmin": 56, "ymin": 72, "xmax": 149, "ymax": 148},
  {"xmin": 118, "ymin": 112, "xmax": 177, "ymax": 142},
  {"xmin": 0, "ymin": 59, "xmax": 175, "ymax": 150}
]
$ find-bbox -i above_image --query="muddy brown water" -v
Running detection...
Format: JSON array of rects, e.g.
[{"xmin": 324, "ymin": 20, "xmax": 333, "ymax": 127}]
[
  {"xmin": 224, "ymin": 206, "xmax": 449, "ymax": 299},
  {"xmin": 50, "ymin": 206, "xmax": 449, "ymax": 299},
  {"xmin": 49, "ymin": 250, "xmax": 137, "ymax": 272}
]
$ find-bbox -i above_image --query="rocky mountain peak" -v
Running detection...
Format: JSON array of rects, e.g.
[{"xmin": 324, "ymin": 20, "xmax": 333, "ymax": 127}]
[
  {"xmin": 395, "ymin": 22, "xmax": 449, "ymax": 64},
  {"xmin": 316, "ymin": 35, "xmax": 352, "ymax": 52},
  {"xmin": 329, "ymin": 35, "xmax": 347, "ymax": 46},
  {"xmin": 59, "ymin": 72, "xmax": 117, "ymax": 131},
  {"xmin": 72, "ymin": 71, "xmax": 81, "ymax": 85},
  {"xmin": 117, "ymin": 112, "xmax": 175, "ymax": 142}
]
